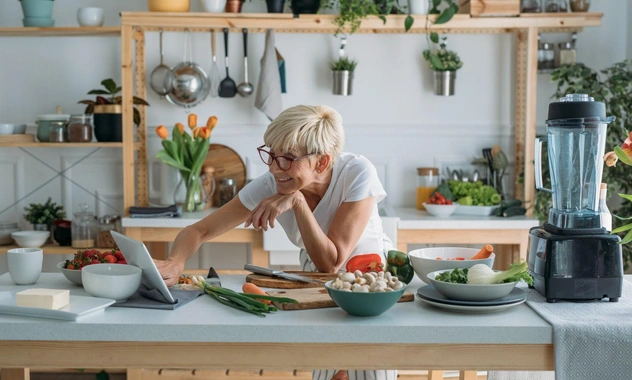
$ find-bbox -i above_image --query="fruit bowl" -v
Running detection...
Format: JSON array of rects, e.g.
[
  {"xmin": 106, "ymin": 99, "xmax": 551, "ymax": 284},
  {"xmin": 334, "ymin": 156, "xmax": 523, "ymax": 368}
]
[
  {"xmin": 57, "ymin": 261, "xmax": 83, "ymax": 285},
  {"xmin": 423, "ymin": 203, "xmax": 459, "ymax": 217},
  {"xmin": 408, "ymin": 247, "xmax": 495, "ymax": 283},
  {"xmin": 427, "ymin": 269, "xmax": 517, "ymax": 302}
]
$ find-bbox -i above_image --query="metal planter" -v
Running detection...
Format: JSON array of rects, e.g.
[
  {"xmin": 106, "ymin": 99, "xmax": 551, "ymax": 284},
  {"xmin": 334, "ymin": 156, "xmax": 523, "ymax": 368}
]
[
  {"xmin": 434, "ymin": 70, "xmax": 457, "ymax": 96},
  {"xmin": 332, "ymin": 70, "xmax": 354, "ymax": 96}
]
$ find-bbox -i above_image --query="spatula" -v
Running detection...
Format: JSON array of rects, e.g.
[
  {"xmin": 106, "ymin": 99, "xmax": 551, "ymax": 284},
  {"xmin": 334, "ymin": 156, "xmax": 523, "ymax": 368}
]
[{"xmin": 219, "ymin": 28, "xmax": 237, "ymax": 98}]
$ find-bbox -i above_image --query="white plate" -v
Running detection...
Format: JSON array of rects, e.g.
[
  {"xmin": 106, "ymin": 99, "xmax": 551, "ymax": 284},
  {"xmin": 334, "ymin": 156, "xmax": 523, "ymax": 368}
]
[
  {"xmin": 0, "ymin": 291, "xmax": 115, "ymax": 321},
  {"xmin": 416, "ymin": 294, "xmax": 526, "ymax": 313},
  {"xmin": 453, "ymin": 205, "xmax": 499, "ymax": 216}
]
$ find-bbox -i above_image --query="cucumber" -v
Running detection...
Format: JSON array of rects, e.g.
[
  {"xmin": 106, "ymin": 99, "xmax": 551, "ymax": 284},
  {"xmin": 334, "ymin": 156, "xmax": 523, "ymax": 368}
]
[
  {"xmin": 502, "ymin": 206, "xmax": 527, "ymax": 217},
  {"xmin": 500, "ymin": 199, "xmax": 522, "ymax": 209},
  {"xmin": 492, "ymin": 206, "xmax": 504, "ymax": 217}
]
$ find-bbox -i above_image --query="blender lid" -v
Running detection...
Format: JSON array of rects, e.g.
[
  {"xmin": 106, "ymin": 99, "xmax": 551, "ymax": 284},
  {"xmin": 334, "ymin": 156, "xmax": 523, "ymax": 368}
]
[{"xmin": 547, "ymin": 94, "xmax": 607, "ymax": 121}]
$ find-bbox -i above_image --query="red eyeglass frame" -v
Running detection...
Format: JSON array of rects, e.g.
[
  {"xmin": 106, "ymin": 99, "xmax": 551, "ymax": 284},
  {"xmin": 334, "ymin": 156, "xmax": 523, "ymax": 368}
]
[{"xmin": 257, "ymin": 145, "xmax": 317, "ymax": 171}]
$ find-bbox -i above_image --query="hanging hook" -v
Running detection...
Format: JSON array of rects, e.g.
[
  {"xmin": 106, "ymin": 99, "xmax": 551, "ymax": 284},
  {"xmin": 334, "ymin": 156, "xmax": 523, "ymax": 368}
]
[{"xmin": 339, "ymin": 34, "xmax": 347, "ymax": 58}]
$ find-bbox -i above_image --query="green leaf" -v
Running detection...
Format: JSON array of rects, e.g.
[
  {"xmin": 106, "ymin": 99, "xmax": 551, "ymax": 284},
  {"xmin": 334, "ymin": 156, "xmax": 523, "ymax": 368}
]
[
  {"xmin": 449, "ymin": 2, "xmax": 459, "ymax": 14},
  {"xmin": 404, "ymin": 15, "xmax": 414, "ymax": 31},
  {"xmin": 161, "ymin": 140, "xmax": 180, "ymax": 164},
  {"xmin": 423, "ymin": 49, "xmax": 431, "ymax": 61},
  {"xmin": 620, "ymin": 228, "xmax": 632, "ymax": 245},
  {"xmin": 87, "ymin": 90, "xmax": 111, "ymax": 95},
  {"xmin": 379, "ymin": 15, "xmax": 386, "ymax": 24},
  {"xmin": 101, "ymin": 79, "xmax": 117, "ymax": 94},
  {"xmin": 96, "ymin": 370, "xmax": 110, "ymax": 380},
  {"xmin": 156, "ymin": 150, "xmax": 190, "ymax": 172},
  {"xmin": 435, "ymin": 7, "xmax": 455, "ymax": 24},
  {"xmin": 614, "ymin": 146, "xmax": 632, "ymax": 166},
  {"xmin": 430, "ymin": 32, "xmax": 439, "ymax": 44},
  {"xmin": 429, "ymin": 54, "xmax": 444, "ymax": 70},
  {"xmin": 613, "ymin": 214, "xmax": 632, "ymax": 221},
  {"xmin": 618, "ymin": 193, "xmax": 632, "ymax": 203},
  {"xmin": 113, "ymin": 87, "xmax": 122, "ymax": 95}
]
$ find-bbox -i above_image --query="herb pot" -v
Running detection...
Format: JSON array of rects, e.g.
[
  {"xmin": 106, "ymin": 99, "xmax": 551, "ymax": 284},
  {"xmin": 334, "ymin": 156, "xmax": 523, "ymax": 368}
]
[
  {"xmin": 266, "ymin": 0, "xmax": 285, "ymax": 13},
  {"xmin": 433, "ymin": 70, "xmax": 456, "ymax": 96},
  {"xmin": 291, "ymin": 0, "xmax": 320, "ymax": 14},
  {"xmin": 93, "ymin": 104, "xmax": 122, "ymax": 142},
  {"xmin": 20, "ymin": 0, "xmax": 54, "ymax": 19},
  {"xmin": 332, "ymin": 70, "xmax": 354, "ymax": 96}
]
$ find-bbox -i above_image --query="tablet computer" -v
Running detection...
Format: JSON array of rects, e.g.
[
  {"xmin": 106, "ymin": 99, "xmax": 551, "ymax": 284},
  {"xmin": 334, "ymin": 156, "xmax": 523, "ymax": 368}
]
[{"xmin": 110, "ymin": 231, "xmax": 176, "ymax": 304}]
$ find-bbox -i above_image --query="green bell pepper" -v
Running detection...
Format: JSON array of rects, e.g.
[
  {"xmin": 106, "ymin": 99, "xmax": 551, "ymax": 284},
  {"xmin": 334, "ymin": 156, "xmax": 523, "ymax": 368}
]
[{"xmin": 386, "ymin": 250, "xmax": 415, "ymax": 284}]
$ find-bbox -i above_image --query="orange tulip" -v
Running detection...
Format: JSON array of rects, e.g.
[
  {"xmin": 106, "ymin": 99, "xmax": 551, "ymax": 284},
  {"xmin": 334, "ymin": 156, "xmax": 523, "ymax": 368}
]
[
  {"xmin": 622, "ymin": 131, "xmax": 632, "ymax": 159},
  {"xmin": 199, "ymin": 126, "xmax": 210, "ymax": 139},
  {"xmin": 604, "ymin": 151, "xmax": 618, "ymax": 167},
  {"xmin": 176, "ymin": 123, "xmax": 185, "ymax": 135},
  {"xmin": 155, "ymin": 125, "xmax": 168, "ymax": 139},
  {"xmin": 206, "ymin": 116, "xmax": 218, "ymax": 131},
  {"xmin": 188, "ymin": 114, "xmax": 198, "ymax": 129},
  {"xmin": 193, "ymin": 127, "xmax": 201, "ymax": 139}
]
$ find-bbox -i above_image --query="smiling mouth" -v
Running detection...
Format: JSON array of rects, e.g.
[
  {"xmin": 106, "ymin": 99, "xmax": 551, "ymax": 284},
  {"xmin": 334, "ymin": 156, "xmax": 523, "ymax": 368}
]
[{"xmin": 277, "ymin": 177, "xmax": 292, "ymax": 183}]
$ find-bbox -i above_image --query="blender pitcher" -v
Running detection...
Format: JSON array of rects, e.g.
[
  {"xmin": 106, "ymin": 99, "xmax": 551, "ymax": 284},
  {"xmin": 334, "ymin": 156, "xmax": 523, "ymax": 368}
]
[{"xmin": 535, "ymin": 94, "xmax": 615, "ymax": 230}]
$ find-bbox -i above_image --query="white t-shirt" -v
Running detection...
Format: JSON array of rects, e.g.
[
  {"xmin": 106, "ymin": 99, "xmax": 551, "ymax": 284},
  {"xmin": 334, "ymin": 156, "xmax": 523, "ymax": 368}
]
[{"xmin": 238, "ymin": 152, "xmax": 387, "ymax": 264}]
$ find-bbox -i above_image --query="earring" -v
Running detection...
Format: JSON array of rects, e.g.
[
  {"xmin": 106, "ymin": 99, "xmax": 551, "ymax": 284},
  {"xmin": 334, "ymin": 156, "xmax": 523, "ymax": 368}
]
[{"xmin": 317, "ymin": 169, "xmax": 321, "ymax": 173}]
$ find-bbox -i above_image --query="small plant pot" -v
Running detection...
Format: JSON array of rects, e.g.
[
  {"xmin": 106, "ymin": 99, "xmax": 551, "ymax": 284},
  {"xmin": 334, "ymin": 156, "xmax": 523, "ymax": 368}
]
[
  {"xmin": 332, "ymin": 70, "xmax": 354, "ymax": 96},
  {"xmin": 291, "ymin": 0, "xmax": 320, "ymax": 14},
  {"xmin": 433, "ymin": 70, "xmax": 456, "ymax": 96},
  {"xmin": 225, "ymin": 0, "xmax": 243, "ymax": 12},
  {"xmin": 93, "ymin": 104, "xmax": 123, "ymax": 142},
  {"xmin": 20, "ymin": 0, "xmax": 54, "ymax": 19},
  {"xmin": 266, "ymin": 0, "xmax": 285, "ymax": 13}
]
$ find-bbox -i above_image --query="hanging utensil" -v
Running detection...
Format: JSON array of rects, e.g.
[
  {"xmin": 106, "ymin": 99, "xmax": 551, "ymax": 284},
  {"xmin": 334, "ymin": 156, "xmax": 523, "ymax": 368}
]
[
  {"xmin": 482, "ymin": 148, "xmax": 495, "ymax": 187},
  {"xmin": 219, "ymin": 27, "xmax": 237, "ymax": 98},
  {"xmin": 149, "ymin": 29, "xmax": 175, "ymax": 97},
  {"xmin": 237, "ymin": 28, "xmax": 254, "ymax": 97},
  {"xmin": 167, "ymin": 29, "xmax": 211, "ymax": 109},
  {"xmin": 209, "ymin": 30, "xmax": 221, "ymax": 98}
]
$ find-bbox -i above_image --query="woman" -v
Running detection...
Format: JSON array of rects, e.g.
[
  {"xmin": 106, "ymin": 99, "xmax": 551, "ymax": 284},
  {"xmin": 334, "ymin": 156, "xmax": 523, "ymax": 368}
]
[{"xmin": 155, "ymin": 105, "xmax": 395, "ymax": 380}]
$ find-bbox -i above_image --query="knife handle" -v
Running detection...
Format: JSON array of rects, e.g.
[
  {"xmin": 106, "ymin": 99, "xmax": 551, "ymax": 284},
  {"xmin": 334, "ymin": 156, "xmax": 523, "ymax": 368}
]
[{"xmin": 244, "ymin": 264, "xmax": 279, "ymax": 276}]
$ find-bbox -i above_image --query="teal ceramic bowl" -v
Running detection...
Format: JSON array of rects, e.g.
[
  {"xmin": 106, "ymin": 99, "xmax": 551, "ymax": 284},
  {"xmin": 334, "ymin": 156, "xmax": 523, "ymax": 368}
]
[{"xmin": 324, "ymin": 280, "xmax": 406, "ymax": 317}]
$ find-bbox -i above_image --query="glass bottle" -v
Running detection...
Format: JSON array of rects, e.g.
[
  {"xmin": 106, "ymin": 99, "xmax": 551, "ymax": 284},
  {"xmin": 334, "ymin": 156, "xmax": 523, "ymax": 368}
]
[
  {"xmin": 67, "ymin": 114, "xmax": 93, "ymax": 143},
  {"xmin": 48, "ymin": 121, "xmax": 67, "ymax": 143},
  {"xmin": 72, "ymin": 203, "xmax": 97, "ymax": 249},
  {"xmin": 599, "ymin": 183, "xmax": 612, "ymax": 231},
  {"xmin": 219, "ymin": 178, "xmax": 237, "ymax": 207},
  {"xmin": 416, "ymin": 167, "xmax": 439, "ymax": 210}
]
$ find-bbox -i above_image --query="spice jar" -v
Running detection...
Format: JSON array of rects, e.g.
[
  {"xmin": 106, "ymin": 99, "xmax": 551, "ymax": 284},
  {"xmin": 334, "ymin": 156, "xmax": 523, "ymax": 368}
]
[
  {"xmin": 556, "ymin": 41, "xmax": 577, "ymax": 67},
  {"xmin": 521, "ymin": 0, "xmax": 541, "ymax": 13},
  {"xmin": 96, "ymin": 214, "xmax": 121, "ymax": 248},
  {"xmin": 67, "ymin": 114, "xmax": 93, "ymax": 143},
  {"xmin": 544, "ymin": 0, "xmax": 567, "ymax": 12},
  {"xmin": 219, "ymin": 178, "xmax": 237, "ymax": 207},
  {"xmin": 72, "ymin": 203, "xmax": 97, "ymax": 249},
  {"xmin": 538, "ymin": 42, "xmax": 555, "ymax": 71},
  {"xmin": 48, "ymin": 121, "xmax": 67, "ymax": 143},
  {"xmin": 416, "ymin": 167, "xmax": 439, "ymax": 210},
  {"xmin": 0, "ymin": 222, "xmax": 20, "ymax": 246}
]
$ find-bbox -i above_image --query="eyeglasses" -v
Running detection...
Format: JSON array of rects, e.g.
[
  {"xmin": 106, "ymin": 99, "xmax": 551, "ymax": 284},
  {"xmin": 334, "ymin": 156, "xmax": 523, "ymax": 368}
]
[{"xmin": 257, "ymin": 145, "xmax": 317, "ymax": 171}]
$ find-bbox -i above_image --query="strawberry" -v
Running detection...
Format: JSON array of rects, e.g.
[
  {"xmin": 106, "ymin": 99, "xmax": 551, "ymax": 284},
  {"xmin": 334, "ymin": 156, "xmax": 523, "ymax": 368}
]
[
  {"xmin": 114, "ymin": 251, "xmax": 125, "ymax": 261},
  {"xmin": 103, "ymin": 254, "xmax": 117, "ymax": 263},
  {"xmin": 117, "ymin": 260, "xmax": 127, "ymax": 265},
  {"xmin": 90, "ymin": 259, "xmax": 100, "ymax": 265}
]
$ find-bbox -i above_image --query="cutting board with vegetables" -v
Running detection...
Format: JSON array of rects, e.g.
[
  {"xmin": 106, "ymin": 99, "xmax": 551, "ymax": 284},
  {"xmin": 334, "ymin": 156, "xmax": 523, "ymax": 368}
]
[
  {"xmin": 246, "ymin": 272, "xmax": 338, "ymax": 289},
  {"xmin": 266, "ymin": 287, "xmax": 414, "ymax": 310}
]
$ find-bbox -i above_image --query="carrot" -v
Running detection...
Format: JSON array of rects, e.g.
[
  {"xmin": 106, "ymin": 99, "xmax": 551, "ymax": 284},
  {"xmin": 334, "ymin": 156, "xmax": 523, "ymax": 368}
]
[
  {"xmin": 242, "ymin": 283, "xmax": 271, "ymax": 305},
  {"xmin": 471, "ymin": 244, "xmax": 494, "ymax": 260}
]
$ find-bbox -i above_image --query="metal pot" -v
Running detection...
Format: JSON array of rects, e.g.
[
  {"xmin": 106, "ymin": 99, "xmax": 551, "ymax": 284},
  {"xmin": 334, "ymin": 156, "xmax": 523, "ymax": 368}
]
[
  {"xmin": 332, "ymin": 70, "xmax": 354, "ymax": 96},
  {"xmin": 434, "ymin": 70, "xmax": 456, "ymax": 96},
  {"xmin": 166, "ymin": 30, "xmax": 210, "ymax": 109}
]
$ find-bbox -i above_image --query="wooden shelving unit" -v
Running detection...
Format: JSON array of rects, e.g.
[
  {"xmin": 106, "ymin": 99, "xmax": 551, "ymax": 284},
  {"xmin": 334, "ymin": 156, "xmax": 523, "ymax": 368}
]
[
  {"xmin": 0, "ymin": 27, "xmax": 120, "ymax": 37},
  {"xmin": 0, "ymin": 141, "xmax": 142, "ymax": 149},
  {"xmin": 0, "ymin": 244, "xmax": 75, "ymax": 255}
]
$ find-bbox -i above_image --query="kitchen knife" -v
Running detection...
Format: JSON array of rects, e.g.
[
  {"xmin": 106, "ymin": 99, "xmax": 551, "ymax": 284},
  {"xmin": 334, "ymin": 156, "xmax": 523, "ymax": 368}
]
[
  {"xmin": 244, "ymin": 264, "xmax": 325, "ymax": 284},
  {"xmin": 207, "ymin": 266, "xmax": 222, "ymax": 287}
]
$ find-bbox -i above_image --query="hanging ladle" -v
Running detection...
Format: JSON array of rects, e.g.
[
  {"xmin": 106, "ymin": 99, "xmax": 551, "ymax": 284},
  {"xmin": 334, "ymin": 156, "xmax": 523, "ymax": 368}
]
[
  {"xmin": 237, "ymin": 28, "xmax": 254, "ymax": 97},
  {"xmin": 149, "ymin": 29, "xmax": 174, "ymax": 97}
]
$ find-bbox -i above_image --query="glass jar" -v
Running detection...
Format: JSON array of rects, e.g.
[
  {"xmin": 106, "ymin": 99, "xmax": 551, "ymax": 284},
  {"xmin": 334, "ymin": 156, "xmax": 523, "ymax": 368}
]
[
  {"xmin": 72, "ymin": 204, "xmax": 97, "ymax": 249},
  {"xmin": 96, "ymin": 214, "xmax": 121, "ymax": 248},
  {"xmin": 521, "ymin": 0, "xmax": 541, "ymax": 13},
  {"xmin": 544, "ymin": 0, "xmax": 567, "ymax": 12},
  {"xmin": 538, "ymin": 42, "xmax": 555, "ymax": 71},
  {"xmin": 67, "ymin": 114, "xmax": 93, "ymax": 143},
  {"xmin": 569, "ymin": 0, "xmax": 590, "ymax": 12},
  {"xmin": 48, "ymin": 121, "xmax": 67, "ymax": 143},
  {"xmin": 556, "ymin": 41, "xmax": 577, "ymax": 67},
  {"xmin": 416, "ymin": 167, "xmax": 439, "ymax": 210},
  {"xmin": 0, "ymin": 222, "xmax": 20, "ymax": 246},
  {"xmin": 219, "ymin": 178, "xmax": 237, "ymax": 207}
]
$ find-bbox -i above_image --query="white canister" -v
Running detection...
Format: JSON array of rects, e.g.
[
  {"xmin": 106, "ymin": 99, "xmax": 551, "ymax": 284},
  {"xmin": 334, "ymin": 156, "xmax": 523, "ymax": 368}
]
[
  {"xmin": 200, "ymin": 0, "xmax": 228, "ymax": 12},
  {"xmin": 408, "ymin": 0, "xmax": 429, "ymax": 14}
]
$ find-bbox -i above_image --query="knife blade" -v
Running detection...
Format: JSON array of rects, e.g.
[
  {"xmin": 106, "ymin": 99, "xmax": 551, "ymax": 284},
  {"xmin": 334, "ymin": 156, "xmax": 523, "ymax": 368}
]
[
  {"xmin": 207, "ymin": 266, "xmax": 222, "ymax": 287},
  {"xmin": 244, "ymin": 264, "xmax": 325, "ymax": 284}
]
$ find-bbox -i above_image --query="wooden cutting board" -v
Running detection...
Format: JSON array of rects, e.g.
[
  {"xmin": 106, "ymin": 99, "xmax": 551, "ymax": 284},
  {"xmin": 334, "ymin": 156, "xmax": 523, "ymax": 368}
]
[
  {"xmin": 246, "ymin": 272, "xmax": 338, "ymax": 289},
  {"xmin": 266, "ymin": 287, "xmax": 415, "ymax": 310},
  {"xmin": 202, "ymin": 143, "xmax": 247, "ymax": 207}
]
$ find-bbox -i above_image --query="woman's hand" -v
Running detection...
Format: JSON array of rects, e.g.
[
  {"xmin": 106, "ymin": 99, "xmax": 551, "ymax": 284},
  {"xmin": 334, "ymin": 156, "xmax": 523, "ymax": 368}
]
[
  {"xmin": 153, "ymin": 257, "xmax": 185, "ymax": 287},
  {"xmin": 331, "ymin": 370, "xmax": 348, "ymax": 380},
  {"xmin": 245, "ymin": 192, "xmax": 304, "ymax": 231}
]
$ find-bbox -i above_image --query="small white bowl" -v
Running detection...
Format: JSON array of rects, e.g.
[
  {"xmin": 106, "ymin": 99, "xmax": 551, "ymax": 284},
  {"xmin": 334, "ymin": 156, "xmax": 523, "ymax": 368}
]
[
  {"xmin": 428, "ymin": 269, "xmax": 517, "ymax": 302},
  {"xmin": 57, "ymin": 261, "xmax": 83, "ymax": 285},
  {"xmin": 0, "ymin": 124, "xmax": 14, "ymax": 135},
  {"xmin": 409, "ymin": 247, "xmax": 495, "ymax": 283},
  {"xmin": 82, "ymin": 263, "xmax": 142, "ymax": 302},
  {"xmin": 423, "ymin": 202, "xmax": 459, "ymax": 217},
  {"xmin": 77, "ymin": 7, "xmax": 105, "ymax": 27},
  {"xmin": 11, "ymin": 231, "xmax": 50, "ymax": 248},
  {"xmin": 200, "ymin": 0, "xmax": 227, "ymax": 12}
]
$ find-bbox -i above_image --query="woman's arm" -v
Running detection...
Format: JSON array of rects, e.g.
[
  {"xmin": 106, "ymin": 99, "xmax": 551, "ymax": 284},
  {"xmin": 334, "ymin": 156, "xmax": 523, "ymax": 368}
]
[
  {"xmin": 154, "ymin": 197, "xmax": 251, "ymax": 286},
  {"xmin": 294, "ymin": 196, "xmax": 376, "ymax": 273}
]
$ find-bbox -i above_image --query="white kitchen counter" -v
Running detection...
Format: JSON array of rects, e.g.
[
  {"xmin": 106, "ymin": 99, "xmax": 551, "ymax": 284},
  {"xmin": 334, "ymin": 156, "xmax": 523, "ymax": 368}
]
[
  {"xmin": 394, "ymin": 208, "xmax": 539, "ymax": 230},
  {"xmin": 122, "ymin": 208, "xmax": 250, "ymax": 229}
]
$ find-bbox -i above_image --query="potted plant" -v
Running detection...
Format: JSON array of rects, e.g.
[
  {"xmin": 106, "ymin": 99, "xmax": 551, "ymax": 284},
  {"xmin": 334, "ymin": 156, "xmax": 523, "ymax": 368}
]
[
  {"xmin": 333, "ymin": 0, "xmax": 378, "ymax": 34},
  {"xmin": 23, "ymin": 198, "xmax": 66, "ymax": 232},
  {"xmin": 424, "ymin": 37, "xmax": 463, "ymax": 96},
  {"xmin": 78, "ymin": 78, "xmax": 150, "ymax": 142},
  {"xmin": 292, "ymin": 0, "xmax": 321, "ymax": 14},
  {"xmin": 331, "ymin": 56, "xmax": 357, "ymax": 96},
  {"xmin": 405, "ymin": 0, "xmax": 458, "ymax": 32},
  {"xmin": 20, "ymin": 0, "xmax": 55, "ymax": 26}
]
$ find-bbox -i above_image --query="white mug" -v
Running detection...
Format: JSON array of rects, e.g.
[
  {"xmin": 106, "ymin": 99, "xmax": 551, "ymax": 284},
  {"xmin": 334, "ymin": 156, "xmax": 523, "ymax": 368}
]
[{"xmin": 7, "ymin": 248, "xmax": 43, "ymax": 285}]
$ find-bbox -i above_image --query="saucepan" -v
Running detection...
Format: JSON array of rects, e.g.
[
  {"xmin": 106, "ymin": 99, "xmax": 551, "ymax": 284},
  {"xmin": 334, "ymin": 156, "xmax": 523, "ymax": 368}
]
[{"xmin": 166, "ymin": 29, "xmax": 210, "ymax": 109}]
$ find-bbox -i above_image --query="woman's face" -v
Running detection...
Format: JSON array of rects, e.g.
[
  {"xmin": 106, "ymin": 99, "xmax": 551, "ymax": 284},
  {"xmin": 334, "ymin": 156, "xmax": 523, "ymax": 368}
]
[{"xmin": 267, "ymin": 147, "xmax": 318, "ymax": 194}]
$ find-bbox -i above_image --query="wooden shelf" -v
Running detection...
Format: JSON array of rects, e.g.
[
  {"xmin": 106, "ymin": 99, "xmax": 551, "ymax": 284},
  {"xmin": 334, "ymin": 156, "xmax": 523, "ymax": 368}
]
[
  {"xmin": 0, "ymin": 244, "xmax": 77, "ymax": 255},
  {"xmin": 0, "ymin": 141, "xmax": 142, "ymax": 149},
  {"xmin": 120, "ymin": 12, "xmax": 602, "ymax": 33},
  {"xmin": 0, "ymin": 27, "xmax": 120, "ymax": 37}
]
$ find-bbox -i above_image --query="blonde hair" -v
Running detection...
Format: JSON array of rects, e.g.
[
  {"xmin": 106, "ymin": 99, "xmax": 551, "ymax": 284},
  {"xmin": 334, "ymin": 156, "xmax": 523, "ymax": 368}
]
[{"xmin": 263, "ymin": 105, "xmax": 345, "ymax": 167}]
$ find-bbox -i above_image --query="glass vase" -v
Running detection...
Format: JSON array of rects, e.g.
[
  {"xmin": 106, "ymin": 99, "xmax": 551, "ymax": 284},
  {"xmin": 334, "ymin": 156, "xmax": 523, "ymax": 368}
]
[{"xmin": 174, "ymin": 174, "xmax": 208, "ymax": 212}]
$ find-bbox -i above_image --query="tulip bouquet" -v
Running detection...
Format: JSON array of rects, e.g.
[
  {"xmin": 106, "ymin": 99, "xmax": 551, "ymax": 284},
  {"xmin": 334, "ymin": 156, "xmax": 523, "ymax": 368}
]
[
  {"xmin": 155, "ymin": 114, "xmax": 217, "ymax": 212},
  {"xmin": 604, "ymin": 134, "xmax": 632, "ymax": 243}
]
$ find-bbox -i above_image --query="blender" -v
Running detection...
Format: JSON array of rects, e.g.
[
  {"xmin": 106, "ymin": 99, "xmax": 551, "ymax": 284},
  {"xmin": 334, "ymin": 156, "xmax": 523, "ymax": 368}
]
[{"xmin": 527, "ymin": 94, "xmax": 623, "ymax": 303}]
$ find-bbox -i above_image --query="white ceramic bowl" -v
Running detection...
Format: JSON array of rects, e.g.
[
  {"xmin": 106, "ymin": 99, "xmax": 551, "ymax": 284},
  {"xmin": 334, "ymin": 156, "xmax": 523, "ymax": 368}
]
[
  {"xmin": 200, "ymin": 0, "xmax": 227, "ymax": 12},
  {"xmin": 77, "ymin": 7, "xmax": 105, "ymax": 27},
  {"xmin": 409, "ymin": 247, "xmax": 495, "ymax": 283},
  {"xmin": 423, "ymin": 202, "xmax": 459, "ymax": 217},
  {"xmin": 82, "ymin": 264, "xmax": 142, "ymax": 302},
  {"xmin": 57, "ymin": 261, "xmax": 83, "ymax": 285},
  {"xmin": 0, "ymin": 124, "xmax": 14, "ymax": 135},
  {"xmin": 427, "ymin": 269, "xmax": 517, "ymax": 302},
  {"xmin": 11, "ymin": 231, "xmax": 50, "ymax": 248}
]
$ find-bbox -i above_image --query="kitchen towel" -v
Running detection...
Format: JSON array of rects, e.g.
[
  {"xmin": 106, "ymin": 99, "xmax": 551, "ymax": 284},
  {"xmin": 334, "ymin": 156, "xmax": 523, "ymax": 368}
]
[
  {"xmin": 111, "ymin": 283, "xmax": 203, "ymax": 310},
  {"xmin": 255, "ymin": 29, "xmax": 283, "ymax": 121},
  {"xmin": 129, "ymin": 204, "xmax": 181, "ymax": 218},
  {"xmin": 489, "ymin": 281, "xmax": 632, "ymax": 380},
  {"xmin": 277, "ymin": 48, "xmax": 286, "ymax": 93}
]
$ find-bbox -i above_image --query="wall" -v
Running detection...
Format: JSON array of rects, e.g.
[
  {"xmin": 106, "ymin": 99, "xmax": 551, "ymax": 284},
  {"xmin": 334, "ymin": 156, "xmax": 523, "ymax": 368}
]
[{"xmin": 0, "ymin": 0, "xmax": 628, "ymax": 272}]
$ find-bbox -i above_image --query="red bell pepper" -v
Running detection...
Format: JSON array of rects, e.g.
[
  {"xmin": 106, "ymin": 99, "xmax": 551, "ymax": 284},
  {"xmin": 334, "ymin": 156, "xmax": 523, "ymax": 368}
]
[{"xmin": 345, "ymin": 253, "xmax": 384, "ymax": 273}]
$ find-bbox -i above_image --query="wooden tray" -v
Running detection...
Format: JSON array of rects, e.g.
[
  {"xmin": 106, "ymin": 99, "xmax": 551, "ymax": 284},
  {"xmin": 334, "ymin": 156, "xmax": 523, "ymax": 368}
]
[
  {"xmin": 0, "ymin": 134, "xmax": 36, "ymax": 144},
  {"xmin": 246, "ymin": 272, "xmax": 338, "ymax": 289},
  {"xmin": 203, "ymin": 143, "xmax": 247, "ymax": 207},
  {"xmin": 266, "ymin": 287, "xmax": 414, "ymax": 310}
]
